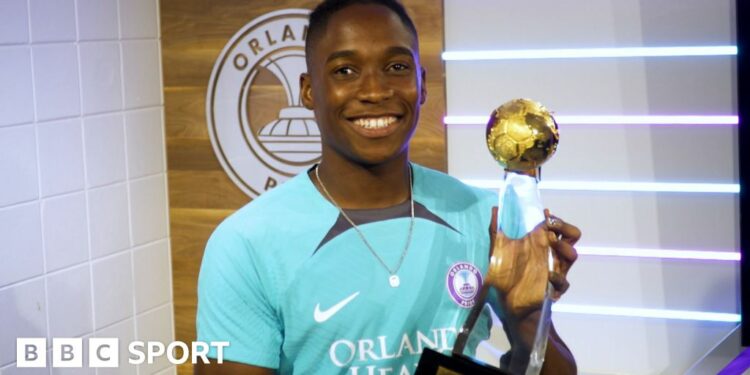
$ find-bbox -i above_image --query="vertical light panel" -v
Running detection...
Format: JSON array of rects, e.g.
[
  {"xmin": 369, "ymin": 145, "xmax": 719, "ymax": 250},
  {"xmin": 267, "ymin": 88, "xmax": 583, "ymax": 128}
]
[
  {"xmin": 443, "ymin": 0, "xmax": 739, "ymax": 373},
  {"xmin": 737, "ymin": 0, "xmax": 750, "ymax": 348}
]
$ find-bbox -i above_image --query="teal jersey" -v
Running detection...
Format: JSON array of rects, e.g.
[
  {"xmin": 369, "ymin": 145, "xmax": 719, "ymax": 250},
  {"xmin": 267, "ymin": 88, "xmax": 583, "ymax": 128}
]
[{"xmin": 197, "ymin": 164, "xmax": 498, "ymax": 374}]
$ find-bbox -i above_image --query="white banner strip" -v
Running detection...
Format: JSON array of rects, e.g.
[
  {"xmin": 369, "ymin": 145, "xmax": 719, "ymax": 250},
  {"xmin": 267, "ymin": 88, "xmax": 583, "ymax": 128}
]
[
  {"xmin": 444, "ymin": 115, "xmax": 739, "ymax": 125},
  {"xmin": 552, "ymin": 304, "xmax": 741, "ymax": 323},
  {"xmin": 461, "ymin": 179, "xmax": 740, "ymax": 194},
  {"xmin": 576, "ymin": 246, "xmax": 740, "ymax": 261},
  {"xmin": 442, "ymin": 46, "xmax": 738, "ymax": 61}
]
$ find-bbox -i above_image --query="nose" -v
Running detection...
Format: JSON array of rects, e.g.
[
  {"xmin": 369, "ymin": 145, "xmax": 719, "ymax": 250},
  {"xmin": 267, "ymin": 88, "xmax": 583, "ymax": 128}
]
[{"xmin": 356, "ymin": 70, "xmax": 393, "ymax": 103}]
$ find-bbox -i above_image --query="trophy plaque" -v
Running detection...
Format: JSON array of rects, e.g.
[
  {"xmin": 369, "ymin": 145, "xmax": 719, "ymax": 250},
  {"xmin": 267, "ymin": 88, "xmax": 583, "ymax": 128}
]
[{"xmin": 416, "ymin": 99, "xmax": 559, "ymax": 375}]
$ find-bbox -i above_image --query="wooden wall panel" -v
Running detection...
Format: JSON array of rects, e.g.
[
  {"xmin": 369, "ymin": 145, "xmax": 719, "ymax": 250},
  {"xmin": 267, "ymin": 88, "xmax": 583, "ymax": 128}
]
[{"xmin": 161, "ymin": 1, "xmax": 445, "ymax": 373}]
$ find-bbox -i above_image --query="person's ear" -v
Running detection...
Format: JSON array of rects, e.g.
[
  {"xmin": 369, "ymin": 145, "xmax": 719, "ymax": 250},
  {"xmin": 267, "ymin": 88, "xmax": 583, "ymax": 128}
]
[
  {"xmin": 419, "ymin": 67, "xmax": 427, "ymax": 105},
  {"xmin": 300, "ymin": 73, "xmax": 314, "ymax": 109}
]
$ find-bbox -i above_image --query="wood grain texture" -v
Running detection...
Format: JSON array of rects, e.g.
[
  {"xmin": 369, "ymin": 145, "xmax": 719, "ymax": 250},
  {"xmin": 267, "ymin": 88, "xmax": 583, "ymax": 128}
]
[{"xmin": 161, "ymin": 1, "xmax": 445, "ymax": 373}]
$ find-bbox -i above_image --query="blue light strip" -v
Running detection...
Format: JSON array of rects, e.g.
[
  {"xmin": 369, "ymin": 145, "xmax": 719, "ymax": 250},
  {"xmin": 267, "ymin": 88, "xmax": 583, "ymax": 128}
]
[
  {"xmin": 461, "ymin": 179, "xmax": 740, "ymax": 193},
  {"xmin": 577, "ymin": 246, "xmax": 741, "ymax": 261},
  {"xmin": 442, "ymin": 46, "xmax": 738, "ymax": 61},
  {"xmin": 444, "ymin": 115, "xmax": 739, "ymax": 125},
  {"xmin": 552, "ymin": 304, "xmax": 741, "ymax": 322}
]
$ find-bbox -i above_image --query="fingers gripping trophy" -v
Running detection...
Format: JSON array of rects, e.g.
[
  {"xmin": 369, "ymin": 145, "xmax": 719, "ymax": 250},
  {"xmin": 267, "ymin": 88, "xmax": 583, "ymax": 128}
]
[
  {"xmin": 479, "ymin": 98, "xmax": 560, "ymax": 374},
  {"xmin": 417, "ymin": 99, "xmax": 560, "ymax": 375}
]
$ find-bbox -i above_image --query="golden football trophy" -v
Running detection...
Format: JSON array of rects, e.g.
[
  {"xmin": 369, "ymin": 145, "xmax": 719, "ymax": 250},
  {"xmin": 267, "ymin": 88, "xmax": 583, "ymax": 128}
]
[
  {"xmin": 482, "ymin": 98, "xmax": 559, "ymax": 374},
  {"xmin": 417, "ymin": 99, "xmax": 559, "ymax": 375},
  {"xmin": 485, "ymin": 98, "xmax": 559, "ymax": 173}
]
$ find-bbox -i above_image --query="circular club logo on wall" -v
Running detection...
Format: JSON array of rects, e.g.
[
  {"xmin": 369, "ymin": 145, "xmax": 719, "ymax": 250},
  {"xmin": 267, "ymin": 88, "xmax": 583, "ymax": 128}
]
[
  {"xmin": 207, "ymin": 9, "xmax": 319, "ymax": 198},
  {"xmin": 446, "ymin": 262, "xmax": 483, "ymax": 308}
]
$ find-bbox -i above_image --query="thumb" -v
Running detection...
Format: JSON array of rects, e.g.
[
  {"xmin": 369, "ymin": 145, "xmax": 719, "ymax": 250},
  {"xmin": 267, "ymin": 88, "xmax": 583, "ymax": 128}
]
[
  {"xmin": 490, "ymin": 206, "xmax": 499, "ymax": 235},
  {"xmin": 489, "ymin": 206, "xmax": 510, "ymax": 246},
  {"xmin": 489, "ymin": 206, "xmax": 504, "ymax": 254}
]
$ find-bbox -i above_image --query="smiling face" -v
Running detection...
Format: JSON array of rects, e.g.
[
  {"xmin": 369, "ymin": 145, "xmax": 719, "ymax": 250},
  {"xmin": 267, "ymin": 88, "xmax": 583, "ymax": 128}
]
[{"xmin": 301, "ymin": 3, "xmax": 426, "ymax": 168}]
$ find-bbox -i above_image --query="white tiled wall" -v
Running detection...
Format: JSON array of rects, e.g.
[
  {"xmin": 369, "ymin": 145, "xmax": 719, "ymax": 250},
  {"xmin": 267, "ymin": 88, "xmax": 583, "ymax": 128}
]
[{"xmin": 0, "ymin": 0, "xmax": 173, "ymax": 373}]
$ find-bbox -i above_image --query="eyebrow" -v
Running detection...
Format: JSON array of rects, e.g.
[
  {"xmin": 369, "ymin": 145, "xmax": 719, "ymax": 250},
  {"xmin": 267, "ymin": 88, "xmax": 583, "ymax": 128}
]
[
  {"xmin": 324, "ymin": 46, "xmax": 416, "ymax": 64},
  {"xmin": 325, "ymin": 50, "xmax": 356, "ymax": 64},
  {"xmin": 385, "ymin": 46, "xmax": 416, "ymax": 58}
]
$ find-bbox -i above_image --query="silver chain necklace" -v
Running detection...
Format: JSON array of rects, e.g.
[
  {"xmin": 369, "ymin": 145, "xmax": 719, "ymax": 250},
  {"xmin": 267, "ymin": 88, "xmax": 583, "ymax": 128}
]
[{"xmin": 315, "ymin": 165, "xmax": 414, "ymax": 288}]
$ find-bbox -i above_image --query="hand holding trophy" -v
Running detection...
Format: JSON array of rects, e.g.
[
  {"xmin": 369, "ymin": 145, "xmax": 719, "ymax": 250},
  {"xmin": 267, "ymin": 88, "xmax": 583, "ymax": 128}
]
[
  {"xmin": 417, "ymin": 99, "xmax": 577, "ymax": 375},
  {"xmin": 482, "ymin": 98, "xmax": 560, "ymax": 374}
]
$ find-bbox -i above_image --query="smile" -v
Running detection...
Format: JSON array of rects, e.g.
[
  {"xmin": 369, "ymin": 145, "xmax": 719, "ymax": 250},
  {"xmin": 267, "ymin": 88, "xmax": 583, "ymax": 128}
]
[{"xmin": 351, "ymin": 116, "xmax": 399, "ymax": 129}]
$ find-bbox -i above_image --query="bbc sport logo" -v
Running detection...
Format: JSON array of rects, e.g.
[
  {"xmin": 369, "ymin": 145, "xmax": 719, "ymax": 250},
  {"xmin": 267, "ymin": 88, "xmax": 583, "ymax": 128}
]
[{"xmin": 16, "ymin": 338, "xmax": 229, "ymax": 368}]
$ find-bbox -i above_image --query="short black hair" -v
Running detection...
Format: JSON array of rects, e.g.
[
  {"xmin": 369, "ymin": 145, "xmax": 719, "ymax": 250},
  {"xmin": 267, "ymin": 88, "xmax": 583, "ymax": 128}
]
[{"xmin": 305, "ymin": 0, "xmax": 419, "ymax": 64}]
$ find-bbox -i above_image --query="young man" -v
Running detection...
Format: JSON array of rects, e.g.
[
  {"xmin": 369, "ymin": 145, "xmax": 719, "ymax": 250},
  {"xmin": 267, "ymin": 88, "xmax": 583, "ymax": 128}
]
[{"xmin": 195, "ymin": 1, "xmax": 580, "ymax": 374}]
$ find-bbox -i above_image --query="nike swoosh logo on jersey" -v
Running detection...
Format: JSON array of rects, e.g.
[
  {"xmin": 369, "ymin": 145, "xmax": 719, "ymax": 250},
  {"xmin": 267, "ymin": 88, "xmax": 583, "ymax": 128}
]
[{"xmin": 314, "ymin": 291, "xmax": 360, "ymax": 323}]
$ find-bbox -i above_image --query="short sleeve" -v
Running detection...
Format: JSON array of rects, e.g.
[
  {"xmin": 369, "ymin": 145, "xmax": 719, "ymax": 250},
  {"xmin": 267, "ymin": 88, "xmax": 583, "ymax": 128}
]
[{"xmin": 196, "ymin": 222, "xmax": 282, "ymax": 368}]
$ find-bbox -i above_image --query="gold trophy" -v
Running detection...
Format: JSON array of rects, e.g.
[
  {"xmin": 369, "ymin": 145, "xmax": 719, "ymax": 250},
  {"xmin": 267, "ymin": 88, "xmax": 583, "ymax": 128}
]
[{"xmin": 417, "ymin": 99, "xmax": 559, "ymax": 375}]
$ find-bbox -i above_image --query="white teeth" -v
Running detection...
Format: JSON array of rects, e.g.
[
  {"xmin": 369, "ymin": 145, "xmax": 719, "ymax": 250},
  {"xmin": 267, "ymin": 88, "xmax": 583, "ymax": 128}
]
[{"xmin": 353, "ymin": 116, "xmax": 397, "ymax": 129}]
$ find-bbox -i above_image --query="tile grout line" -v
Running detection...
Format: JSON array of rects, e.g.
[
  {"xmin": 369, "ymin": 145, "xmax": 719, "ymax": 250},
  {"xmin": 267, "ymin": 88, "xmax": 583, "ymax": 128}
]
[
  {"xmin": 71, "ymin": 0, "xmax": 101, "ymax": 355},
  {"xmin": 135, "ymin": 300, "xmax": 173, "ymax": 320},
  {"xmin": 1, "ymin": 170, "xmax": 167, "ymax": 211},
  {"xmin": 23, "ymin": 0, "xmax": 31, "ymax": 44},
  {"xmin": 0, "ymin": 103, "xmax": 163, "ymax": 131},
  {"xmin": 116, "ymin": 0, "xmax": 142, "ymax": 373},
  {"xmin": 0, "ymin": 36, "xmax": 161, "ymax": 48},
  {"xmin": 155, "ymin": 0, "xmax": 175, "ymax": 353},
  {"xmin": 0, "ymin": 194, "xmax": 38, "ymax": 211},
  {"xmin": 25, "ymin": 0, "xmax": 53, "ymax": 356},
  {"xmin": 0, "ymin": 237, "xmax": 170, "ymax": 293}
]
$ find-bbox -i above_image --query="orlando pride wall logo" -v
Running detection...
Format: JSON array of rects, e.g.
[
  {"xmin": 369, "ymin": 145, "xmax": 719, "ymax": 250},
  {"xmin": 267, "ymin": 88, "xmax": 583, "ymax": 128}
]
[{"xmin": 207, "ymin": 9, "xmax": 320, "ymax": 198}]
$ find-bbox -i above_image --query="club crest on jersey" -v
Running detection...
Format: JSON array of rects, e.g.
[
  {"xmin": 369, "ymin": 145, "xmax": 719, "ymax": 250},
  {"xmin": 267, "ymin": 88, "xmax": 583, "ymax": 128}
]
[{"xmin": 446, "ymin": 262, "xmax": 482, "ymax": 308}]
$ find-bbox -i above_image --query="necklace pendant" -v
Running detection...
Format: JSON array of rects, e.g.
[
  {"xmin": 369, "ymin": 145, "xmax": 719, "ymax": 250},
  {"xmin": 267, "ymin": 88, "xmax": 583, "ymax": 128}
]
[{"xmin": 389, "ymin": 275, "xmax": 400, "ymax": 288}]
